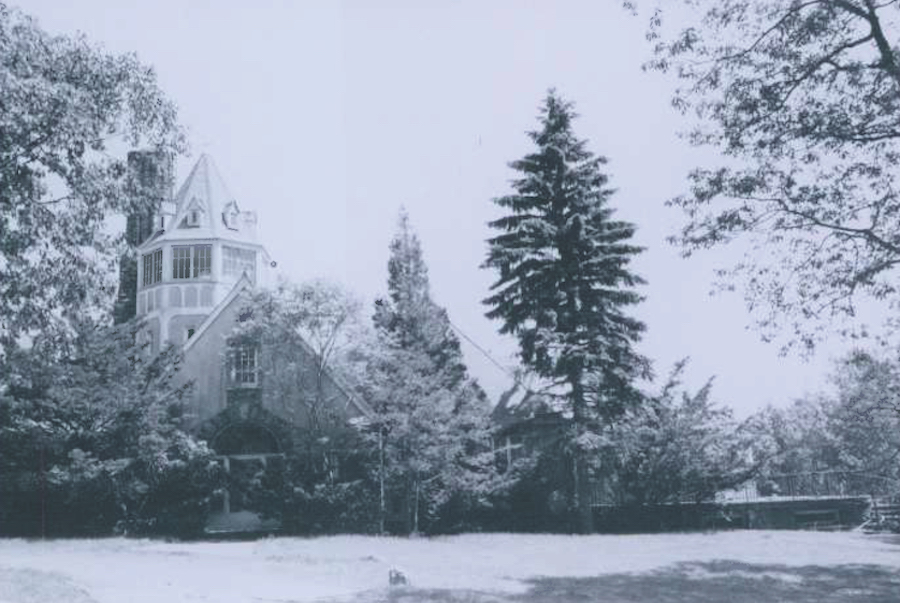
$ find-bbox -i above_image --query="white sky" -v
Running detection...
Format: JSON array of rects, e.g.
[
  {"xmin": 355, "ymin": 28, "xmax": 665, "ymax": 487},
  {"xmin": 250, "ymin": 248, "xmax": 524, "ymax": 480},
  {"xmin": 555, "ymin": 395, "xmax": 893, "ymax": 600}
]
[{"xmin": 16, "ymin": 0, "xmax": 853, "ymax": 417}]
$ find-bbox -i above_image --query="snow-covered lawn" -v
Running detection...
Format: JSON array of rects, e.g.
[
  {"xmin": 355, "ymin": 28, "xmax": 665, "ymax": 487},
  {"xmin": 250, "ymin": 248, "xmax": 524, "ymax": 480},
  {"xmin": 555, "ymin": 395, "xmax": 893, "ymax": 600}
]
[{"xmin": 1, "ymin": 531, "xmax": 898, "ymax": 602}]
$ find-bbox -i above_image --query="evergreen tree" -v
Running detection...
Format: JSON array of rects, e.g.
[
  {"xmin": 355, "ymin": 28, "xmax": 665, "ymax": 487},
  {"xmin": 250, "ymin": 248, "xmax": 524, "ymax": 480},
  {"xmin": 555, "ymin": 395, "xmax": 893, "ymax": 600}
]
[
  {"xmin": 483, "ymin": 90, "xmax": 650, "ymax": 533},
  {"xmin": 368, "ymin": 211, "xmax": 494, "ymax": 534}
]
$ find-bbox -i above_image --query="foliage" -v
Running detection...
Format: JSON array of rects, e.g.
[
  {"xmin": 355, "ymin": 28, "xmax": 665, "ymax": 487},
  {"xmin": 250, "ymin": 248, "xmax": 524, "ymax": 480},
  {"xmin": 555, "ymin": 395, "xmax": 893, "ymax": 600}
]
[
  {"xmin": 483, "ymin": 90, "xmax": 650, "ymax": 532},
  {"xmin": 644, "ymin": 0, "xmax": 900, "ymax": 350},
  {"xmin": 0, "ymin": 319, "xmax": 222, "ymax": 537},
  {"xmin": 365, "ymin": 210, "xmax": 496, "ymax": 535},
  {"xmin": 234, "ymin": 279, "xmax": 367, "ymax": 438},
  {"xmin": 286, "ymin": 479, "xmax": 381, "ymax": 535},
  {"xmin": 0, "ymin": 4, "xmax": 186, "ymax": 359},
  {"xmin": 824, "ymin": 350, "xmax": 900, "ymax": 483},
  {"xmin": 741, "ymin": 350, "xmax": 900, "ymax": 498},
  {"xmin": 218, "ymin": 279, "xmax": 380, "ymax": 533},
  {"xmin": 608, "ymin": 360, "xmax": 748, "ymax": 505}
]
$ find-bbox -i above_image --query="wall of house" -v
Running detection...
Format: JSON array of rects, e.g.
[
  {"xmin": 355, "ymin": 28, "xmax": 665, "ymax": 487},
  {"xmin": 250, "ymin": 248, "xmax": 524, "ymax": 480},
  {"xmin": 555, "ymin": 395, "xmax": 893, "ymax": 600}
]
[
  {"xmin": 169, "ymin": 313, "xmax": 209, "ymax": 346},
  {"xmin": 179, "ymin": 287, "xmax": 366, "ymax": 434},
  {"xmin": 178, "ymin": 293, "xmax": 248, "ymax": 427},
  {"xmin": 258, "ymin": 340, "xmax": 363, "ymax": 432}
]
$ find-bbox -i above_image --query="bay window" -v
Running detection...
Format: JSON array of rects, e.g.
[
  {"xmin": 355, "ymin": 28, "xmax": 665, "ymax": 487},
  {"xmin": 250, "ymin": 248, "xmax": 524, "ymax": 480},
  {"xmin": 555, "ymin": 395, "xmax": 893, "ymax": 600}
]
[
  {"xmin": 172, "ymin": 244, "xmax": 213, "ymax": 279},
  {"xmin": 142, "ymin": 248, "xmax": 163, "ymax": 287}
]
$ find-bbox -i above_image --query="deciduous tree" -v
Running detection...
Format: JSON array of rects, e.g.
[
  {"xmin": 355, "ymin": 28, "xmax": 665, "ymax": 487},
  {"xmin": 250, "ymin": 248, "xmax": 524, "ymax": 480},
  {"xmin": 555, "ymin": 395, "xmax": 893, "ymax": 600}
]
[
  {"xmin": 645, "ymin": 0, "xmax": 900, "ymax": 350},
  {"xmin": 0, "ymin": 4, "xmax": 185, "ymax": 358},
  {"xmin": 0, "ymin": 318, "xmax": 220, "ymax": 537}
]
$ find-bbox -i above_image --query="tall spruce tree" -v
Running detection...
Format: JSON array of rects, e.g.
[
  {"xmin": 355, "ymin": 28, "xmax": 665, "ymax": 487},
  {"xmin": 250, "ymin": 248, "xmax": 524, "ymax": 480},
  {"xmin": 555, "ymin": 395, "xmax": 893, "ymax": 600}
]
[
  {"xmin": 368, "ymin": 210, "xmax": 493, "ymax": 534},
  {"xmin": 483, "ymin": 90, "xmax": 650, "ymax": 533}
]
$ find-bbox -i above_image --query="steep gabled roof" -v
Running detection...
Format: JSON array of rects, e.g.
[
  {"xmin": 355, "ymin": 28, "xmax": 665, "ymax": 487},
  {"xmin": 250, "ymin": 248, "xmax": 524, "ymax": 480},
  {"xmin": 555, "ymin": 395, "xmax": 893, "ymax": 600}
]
[
  {"xmin": 153, "ymin": 154, "xmax": 259, "ymax": 245},
  {"xmin": 182, "ymin": 277, "xmax": 373, "ymax": 421}
]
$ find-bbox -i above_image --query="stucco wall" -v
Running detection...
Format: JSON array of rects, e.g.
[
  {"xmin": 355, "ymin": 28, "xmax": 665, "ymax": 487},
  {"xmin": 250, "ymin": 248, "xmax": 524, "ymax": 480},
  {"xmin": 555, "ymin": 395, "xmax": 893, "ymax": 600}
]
[
  {"xmin": 178, "ymin": 287, "xmax": 367, "ymax": 434},
  {"xmin": 178, "ymin": 292, "xmax": 248, "ymax": 427},
  {"xmin": 169, "ymin": 313, "xmax": 209, "ymax": 346}
]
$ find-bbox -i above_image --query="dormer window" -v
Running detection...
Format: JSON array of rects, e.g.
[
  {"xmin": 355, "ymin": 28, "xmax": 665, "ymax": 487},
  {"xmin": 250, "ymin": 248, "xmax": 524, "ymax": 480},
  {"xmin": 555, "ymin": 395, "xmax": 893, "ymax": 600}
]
[
  {"xmin": 179, "ymin": 198, "xmax": 205, "ymax": 229},
  {"xmin": 222, "ymin": 200, "xmax": 241, "ymax": 231}
]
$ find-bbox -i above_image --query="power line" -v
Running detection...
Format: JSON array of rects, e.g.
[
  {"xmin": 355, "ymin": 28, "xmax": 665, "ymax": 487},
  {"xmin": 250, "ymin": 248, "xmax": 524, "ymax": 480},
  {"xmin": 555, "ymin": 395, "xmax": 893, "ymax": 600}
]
[{"xmin": 445, "ymin": 318, "xmax": 529, "ymax": 391}]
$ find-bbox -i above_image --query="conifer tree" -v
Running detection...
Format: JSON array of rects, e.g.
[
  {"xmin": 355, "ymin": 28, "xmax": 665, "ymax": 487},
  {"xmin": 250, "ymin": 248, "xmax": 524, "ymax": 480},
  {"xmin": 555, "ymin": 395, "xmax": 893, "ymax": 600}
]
[
  {"xmin": 483, "ymin": 90, "xmax": 650, "ymax": 533},
  {"xmin": 368, "ymin": 211, "xmax": 493, "ymax": 534}
]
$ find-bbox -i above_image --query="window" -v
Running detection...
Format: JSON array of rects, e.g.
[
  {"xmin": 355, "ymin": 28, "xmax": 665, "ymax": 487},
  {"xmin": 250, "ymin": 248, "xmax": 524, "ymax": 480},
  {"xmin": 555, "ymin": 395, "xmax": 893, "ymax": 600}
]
[
  {"xmin": 223, "ymin": 246, "xmax": 256, "ymax": 281},
  {"xmin": 172, "ymin": 245, "xmax": 212, "ymax": 279},
  {"xmin": 228, "ymin": 345, "xmax": 258, "ymax": 387},
  {"xmin": 142, "ymin": 253, "xmax": 152, "ymax": 286},
  {"xmin": 142, "ymin": 249, "xmax": 163, "ymax": 287},
  {"xmin": 173, "ymin": 246, "xmax": 191, "ymax": 279},
  {"xmin": 494, "ymin": 434, "xmax": 525, "ymax": 473},
  {"xmin": 153, "ymin": 249, "xmax": 162, "ymax": 283}
]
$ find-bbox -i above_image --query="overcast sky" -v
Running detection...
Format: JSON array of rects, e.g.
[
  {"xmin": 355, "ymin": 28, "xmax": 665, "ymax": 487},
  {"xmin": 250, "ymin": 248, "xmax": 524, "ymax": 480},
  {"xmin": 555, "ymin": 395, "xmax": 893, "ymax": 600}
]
[{"xmin": 18, "ymin": 0, "xmax": 852, "ymax": 416}]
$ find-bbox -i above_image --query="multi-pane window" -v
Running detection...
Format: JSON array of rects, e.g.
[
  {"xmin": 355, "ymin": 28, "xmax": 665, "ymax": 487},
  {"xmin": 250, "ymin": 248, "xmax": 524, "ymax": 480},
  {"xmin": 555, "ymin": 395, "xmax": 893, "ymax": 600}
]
[
  {"xmin": 228, "ymin": 345, "xmax": 259, "ymax": 387},
  {"xmin": 142, "ymin": 249, "xmax": 163, "ymax": 287},
  {"xmin": 494, "ymin": 435, "xmax": 525, "ymax": 473},
  {"xmin": 173, "ymin": 246, "xmax": 191, "ymax": 279},
  {"xmin": 223, "ymin": 246, "xmax": 256, "ymax": 281},
  {"xmin": 172, "ymin": 245, "xmax": 212, "ymax": 279},
  {"xmin": 143, "ymin": 253, "xmax": 152, "ymax": 286},
  {"xmin": 194, "ymin": 245, "xmax": 211, "ymax": 277},
  {"xmin": 153, "ymin": 249, "xmax": 162, "ymax": 283}
]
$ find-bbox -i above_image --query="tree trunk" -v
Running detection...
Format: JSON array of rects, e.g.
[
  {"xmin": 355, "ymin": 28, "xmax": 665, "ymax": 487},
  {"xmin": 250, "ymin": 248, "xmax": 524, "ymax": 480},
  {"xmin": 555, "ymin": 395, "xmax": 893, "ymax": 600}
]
[
  {"xmin": 572, "ymin": 448, "xmax": 594, "ymax": 534},
  {"xmin": 413, "ymin": 476, "xmax": 420, "ymax": 535},
  {"xmin": 378, "ymin": 428, "xmax": 386, "ymax": 535},
  {"xmin": 571, "ymin": 370, "xmax": 595, "ymax": 534}
]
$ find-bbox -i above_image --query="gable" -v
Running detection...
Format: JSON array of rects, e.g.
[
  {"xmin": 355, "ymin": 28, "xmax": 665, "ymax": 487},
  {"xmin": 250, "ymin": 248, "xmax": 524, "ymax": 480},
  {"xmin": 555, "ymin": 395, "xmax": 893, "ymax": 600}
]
[
  {"xmin": 178, "ymin": 197, "xmax": 206, "ymax": 229},
  {"xmin": 179, "ymin": 280, "xmax": 371, "ymax": 429}
]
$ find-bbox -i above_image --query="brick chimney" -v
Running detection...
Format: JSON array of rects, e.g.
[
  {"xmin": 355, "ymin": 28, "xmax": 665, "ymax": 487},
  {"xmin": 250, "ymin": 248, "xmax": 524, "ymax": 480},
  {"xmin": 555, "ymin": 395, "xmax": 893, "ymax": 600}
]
[{"xmin": 113, "ymin": 150, "xmax": 174, "ymax": 324}]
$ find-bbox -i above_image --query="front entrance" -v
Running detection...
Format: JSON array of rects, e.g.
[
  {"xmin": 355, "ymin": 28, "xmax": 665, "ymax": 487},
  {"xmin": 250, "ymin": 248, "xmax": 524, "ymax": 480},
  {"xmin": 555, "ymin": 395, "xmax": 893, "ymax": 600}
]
[{"xmin": 207, "ymin": 422, "xmax": 285, "ymax": 534}]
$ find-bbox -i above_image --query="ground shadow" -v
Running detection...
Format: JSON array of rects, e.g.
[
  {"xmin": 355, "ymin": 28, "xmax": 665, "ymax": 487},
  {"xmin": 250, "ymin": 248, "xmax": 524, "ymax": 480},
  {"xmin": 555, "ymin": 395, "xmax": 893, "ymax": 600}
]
[{"xmin": 340, "ymin": 561, "xmax": 900, "ymax": 603}]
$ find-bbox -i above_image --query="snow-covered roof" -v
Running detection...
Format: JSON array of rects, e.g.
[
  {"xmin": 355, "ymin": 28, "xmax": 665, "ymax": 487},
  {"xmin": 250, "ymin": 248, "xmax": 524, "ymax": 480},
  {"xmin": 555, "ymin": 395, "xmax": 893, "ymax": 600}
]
[{"xmin": 491, "ymin": 378, "xmax": 570, "ymax": 429}]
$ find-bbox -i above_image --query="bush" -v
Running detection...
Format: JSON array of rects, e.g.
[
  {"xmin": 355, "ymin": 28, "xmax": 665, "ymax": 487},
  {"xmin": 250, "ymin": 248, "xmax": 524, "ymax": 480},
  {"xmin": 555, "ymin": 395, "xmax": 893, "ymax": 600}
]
[{"xmin": 283, "ymin": 480, "xmax": 380, "ymax": 535}]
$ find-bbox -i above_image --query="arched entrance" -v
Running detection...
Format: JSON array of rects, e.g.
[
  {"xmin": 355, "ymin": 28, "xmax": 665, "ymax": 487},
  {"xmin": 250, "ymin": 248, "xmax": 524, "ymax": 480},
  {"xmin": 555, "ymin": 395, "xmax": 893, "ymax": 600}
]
[{"xmin": 208, "ymin": 422, "xmax": 285, "ymax": 532}]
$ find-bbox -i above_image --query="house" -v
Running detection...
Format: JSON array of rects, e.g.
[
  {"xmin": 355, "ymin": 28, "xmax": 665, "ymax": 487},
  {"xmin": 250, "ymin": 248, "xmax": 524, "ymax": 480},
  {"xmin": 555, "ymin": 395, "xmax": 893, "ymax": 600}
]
[{"xmin": 114, "ymin": 151, "xmax": 372, "ymax": 532}]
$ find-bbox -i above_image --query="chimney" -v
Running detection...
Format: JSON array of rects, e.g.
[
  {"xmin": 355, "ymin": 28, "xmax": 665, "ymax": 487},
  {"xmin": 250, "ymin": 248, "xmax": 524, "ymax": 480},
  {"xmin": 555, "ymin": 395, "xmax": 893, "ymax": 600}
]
[{"xmin": 113, "ymin": 150, "xmax": 174, "ymax": 324}]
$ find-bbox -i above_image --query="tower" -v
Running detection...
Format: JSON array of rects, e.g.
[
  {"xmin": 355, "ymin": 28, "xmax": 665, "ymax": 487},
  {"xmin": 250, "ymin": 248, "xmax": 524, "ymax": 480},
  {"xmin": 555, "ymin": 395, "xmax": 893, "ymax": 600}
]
[{"xmin": 131, "ymin": 154, "xmax": 271, "ymax": 352}]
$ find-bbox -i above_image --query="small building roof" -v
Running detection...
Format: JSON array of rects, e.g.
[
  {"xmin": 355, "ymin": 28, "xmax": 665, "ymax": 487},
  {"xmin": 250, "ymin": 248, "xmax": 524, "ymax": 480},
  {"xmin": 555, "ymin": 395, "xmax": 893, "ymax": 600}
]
[{"xmin": 491, "ymin": 379, "xmax": 570, "ymax": 431}]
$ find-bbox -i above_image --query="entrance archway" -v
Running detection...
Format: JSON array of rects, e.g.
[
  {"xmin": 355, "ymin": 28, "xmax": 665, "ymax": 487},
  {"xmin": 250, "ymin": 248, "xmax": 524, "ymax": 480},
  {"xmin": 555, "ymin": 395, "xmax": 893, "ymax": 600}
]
[{"xmin": 210, "ymin": 422, "xmax": 285, "ymax": 522}]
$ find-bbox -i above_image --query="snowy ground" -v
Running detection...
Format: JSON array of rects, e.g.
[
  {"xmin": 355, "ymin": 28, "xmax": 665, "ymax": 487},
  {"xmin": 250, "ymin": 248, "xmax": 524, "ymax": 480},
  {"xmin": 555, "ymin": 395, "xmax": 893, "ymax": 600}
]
[{"xmin": 1, "ymin": 531, "xmax": 899, "ymax": 602}]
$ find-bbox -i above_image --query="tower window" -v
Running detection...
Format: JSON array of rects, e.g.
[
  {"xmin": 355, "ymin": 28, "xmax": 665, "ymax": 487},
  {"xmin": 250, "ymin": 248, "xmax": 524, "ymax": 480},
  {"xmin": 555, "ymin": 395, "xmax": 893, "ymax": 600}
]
[
  {"xmin": 223, "ymin": 246, "xmax": 256, "ymax": 281},
  {"xmin": 172, "ymin": 245, "xmax": 212, "ymax": 279},
  {"xmin": 142, "ymin": 249, "xmax": 163, "ymax": 286},
  {"xmin": 194, "ymin": 245, "xmax": 212, "ymax": 277}
]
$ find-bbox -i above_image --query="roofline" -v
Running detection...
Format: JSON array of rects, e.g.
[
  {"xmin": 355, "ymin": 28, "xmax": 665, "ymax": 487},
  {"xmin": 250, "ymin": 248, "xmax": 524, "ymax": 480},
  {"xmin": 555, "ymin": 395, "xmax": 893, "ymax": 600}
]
[
  {"xmin": 137, "ymin": 237, "xmax": 269, "ymax": 252},
  {"xmin": 180, "ymin": 277, "xmax": 373, "ymax": 420},
  {"xmin": 181, "ymin": 274, "xmax": 254, "ymax": 354}
]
